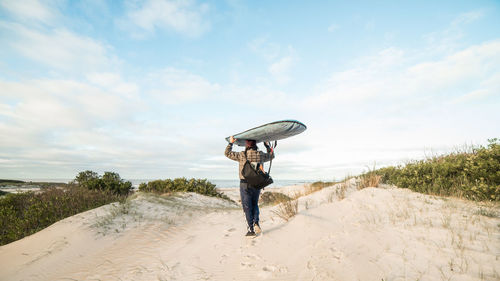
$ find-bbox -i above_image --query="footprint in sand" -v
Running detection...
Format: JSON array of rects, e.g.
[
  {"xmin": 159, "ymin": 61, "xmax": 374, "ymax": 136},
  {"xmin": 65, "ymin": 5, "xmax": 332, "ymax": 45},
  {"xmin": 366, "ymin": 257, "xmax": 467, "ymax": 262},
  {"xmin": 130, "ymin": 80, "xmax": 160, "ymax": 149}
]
[
  {"xmin": 240, "ymin": 261, "xmax": 254, "ymax": 268},
  {"xmin": 219, "ymin": 254, "xmax": 229, "ymax": 264},
  {"xmin": 244, "ymin": 253, "xmax": 262, "ymax": 260},
  {"xmin": 224, "ymin": 227, "xmax": 236, "ymax": 237},
  {"xmin": 257, "ymin": 265, "xmax": 288, "ymax": 279}
]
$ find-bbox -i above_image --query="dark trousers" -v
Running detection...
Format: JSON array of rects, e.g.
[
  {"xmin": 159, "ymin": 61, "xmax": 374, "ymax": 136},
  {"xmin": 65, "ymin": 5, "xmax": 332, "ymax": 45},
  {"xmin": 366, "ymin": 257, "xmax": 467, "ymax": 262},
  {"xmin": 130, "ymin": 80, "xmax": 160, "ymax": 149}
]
[{"xmin": 240, "ymin": 182, "xmax": 261, "ymax": 228}]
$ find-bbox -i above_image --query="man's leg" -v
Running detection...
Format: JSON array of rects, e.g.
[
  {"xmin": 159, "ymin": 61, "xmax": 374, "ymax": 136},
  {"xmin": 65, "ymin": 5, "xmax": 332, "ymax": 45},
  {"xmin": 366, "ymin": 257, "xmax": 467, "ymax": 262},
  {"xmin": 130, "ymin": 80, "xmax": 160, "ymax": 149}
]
[
  {"xmin": 239, "ymin": 182, "xmax": 254, "ymax": 231},
  {"xmin": 251, "ymin": 187, "xmax": 261, "ymax": 225}
]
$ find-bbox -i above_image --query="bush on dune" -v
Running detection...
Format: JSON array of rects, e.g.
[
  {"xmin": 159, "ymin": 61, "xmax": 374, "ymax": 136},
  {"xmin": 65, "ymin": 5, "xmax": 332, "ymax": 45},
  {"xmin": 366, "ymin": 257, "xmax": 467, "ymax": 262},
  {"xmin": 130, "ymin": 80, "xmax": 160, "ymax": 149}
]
[
  {"xmin": 374, "ymin": 139, "xmax": 500, "ymax": 201},
  {"xmin": 0, "ymin": 170, "xmax": 131, "ymax": 246},
  {"xmin": 73, "ymin": 170, "xmax": 133, "ymax": 196},
  {"xmin": 138, "ymin": 178, "xmax": 230, "ymax": 201},
  {"xmin": 0, "ymin": 186, "xmax": 123, "ymax": 246}
]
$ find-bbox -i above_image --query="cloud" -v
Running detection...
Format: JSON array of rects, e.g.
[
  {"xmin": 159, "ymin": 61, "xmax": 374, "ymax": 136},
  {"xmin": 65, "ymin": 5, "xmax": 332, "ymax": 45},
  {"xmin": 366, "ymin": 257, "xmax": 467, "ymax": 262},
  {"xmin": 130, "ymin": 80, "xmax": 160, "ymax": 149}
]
[
  {"xmin": 305, "ymin": 40, "xmax": 500, "ymax": 109},
  {"xmin": 0, "ymin": 0, "xmax": 56, "ymax": 23},
  {"xmin": 423, "ymin": 10, "xmax": 485, "ymax": 54},
  {"xmin": 0, "ymin": 77, "xmax": 141, "ymax": 130},
  {"xmin": 268, "ymin": 54, "xmax": 294, "ymax": 84},
  {"xmin": 122, "ymin": 0, "xmax": 211, "ymax": 38},
  {"xmin": 248, "ymin": 37, "xmax": 281, "ymax": 60},
  {"xmin": 451, "ymin": 10, "xmax": 484, "ymax": 26},
  {"xmin": 364, "ymin": 20, "xmax": 375, "ymax": 31},
  {"xmin": 327, "ymin": 23, "xmax": 339, "ymax": 32},
  {"xmin": 294, "ymin": 39, "xmax": 500, "ymax": 179},
  {"xmin": 146, "ymin": 67, "xmax": 220, "ymax": 104},
  {"xmin": 407, "ymin": 41, "xmax": 500, "ymax": 100},
  {"xmin": 0, "ymin": 75, "xmax": 151, "ymax": 178},
  {"xmin": 304, "ymin": 47, "xmax": 406, "ymax": 107},
  {"xmin": 0, "ymin": 22, "xmax": 117, "ymax": 73},
  {"xmin": 249, "ymin": 38, "xmax": 297, "ymax": 84}
]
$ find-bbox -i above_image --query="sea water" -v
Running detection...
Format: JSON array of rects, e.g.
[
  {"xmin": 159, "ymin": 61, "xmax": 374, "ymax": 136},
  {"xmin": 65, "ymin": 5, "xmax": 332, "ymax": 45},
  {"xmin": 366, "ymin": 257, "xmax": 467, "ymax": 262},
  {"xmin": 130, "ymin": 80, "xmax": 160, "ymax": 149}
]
[
  {"xmin": 128, "ymin": 179, "xmax": 313, "ymax": 189},
  {"xmin": 6, "ymin": 178, "xmax": 314, "ymax": 190}
]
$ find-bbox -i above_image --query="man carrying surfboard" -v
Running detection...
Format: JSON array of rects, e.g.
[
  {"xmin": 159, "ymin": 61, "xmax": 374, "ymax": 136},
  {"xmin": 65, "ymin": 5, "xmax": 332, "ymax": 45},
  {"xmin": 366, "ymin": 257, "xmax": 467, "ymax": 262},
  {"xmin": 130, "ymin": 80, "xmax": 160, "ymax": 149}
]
[{"xmin": 225, "ymin": 136, "xmax": 274, "ymax": 236}]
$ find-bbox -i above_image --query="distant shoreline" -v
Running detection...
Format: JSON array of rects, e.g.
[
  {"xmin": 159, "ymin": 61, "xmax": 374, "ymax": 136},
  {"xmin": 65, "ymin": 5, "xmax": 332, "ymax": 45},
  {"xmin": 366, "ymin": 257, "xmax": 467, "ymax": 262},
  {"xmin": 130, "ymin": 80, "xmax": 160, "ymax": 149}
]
[{"xmin": 0, "ymin": 178, "xmax": 316, "ymax": 190}]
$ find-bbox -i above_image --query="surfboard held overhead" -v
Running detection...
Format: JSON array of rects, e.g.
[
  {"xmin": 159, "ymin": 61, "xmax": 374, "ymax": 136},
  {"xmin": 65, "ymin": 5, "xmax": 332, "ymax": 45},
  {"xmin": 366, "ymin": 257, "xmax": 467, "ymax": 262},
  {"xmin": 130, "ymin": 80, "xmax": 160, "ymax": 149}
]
[{"xmin": 226, "ymin": 120, "xmax": 307, "ymax": 146}]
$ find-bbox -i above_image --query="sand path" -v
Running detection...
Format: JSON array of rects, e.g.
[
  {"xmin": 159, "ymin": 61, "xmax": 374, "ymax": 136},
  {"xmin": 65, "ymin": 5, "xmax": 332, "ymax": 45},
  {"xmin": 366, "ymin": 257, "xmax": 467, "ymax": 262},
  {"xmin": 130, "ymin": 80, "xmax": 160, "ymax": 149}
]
[{"xmin": 1, "ymin": 184, "xmax": 499, "ymax": 281}]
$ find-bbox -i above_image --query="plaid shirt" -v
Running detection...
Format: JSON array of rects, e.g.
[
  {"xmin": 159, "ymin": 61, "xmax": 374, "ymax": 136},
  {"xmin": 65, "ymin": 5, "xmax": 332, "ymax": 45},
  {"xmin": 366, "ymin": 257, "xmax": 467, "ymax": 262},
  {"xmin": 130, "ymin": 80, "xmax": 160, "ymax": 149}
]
[{"xmin": 225, "ymin": 143, "xmax": 274, "ymax": 179}]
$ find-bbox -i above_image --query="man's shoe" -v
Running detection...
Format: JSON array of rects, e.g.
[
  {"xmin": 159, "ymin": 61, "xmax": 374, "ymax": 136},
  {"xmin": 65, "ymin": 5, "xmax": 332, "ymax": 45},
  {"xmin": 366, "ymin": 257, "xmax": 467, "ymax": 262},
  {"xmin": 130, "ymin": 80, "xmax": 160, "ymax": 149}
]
[
  {"xmin": 245, "ymin": 230, "xmax": 256, "ymax": 236},
  {"xmin": 253, "ymin": 222, "xmax": 261, "ymax": 234}
]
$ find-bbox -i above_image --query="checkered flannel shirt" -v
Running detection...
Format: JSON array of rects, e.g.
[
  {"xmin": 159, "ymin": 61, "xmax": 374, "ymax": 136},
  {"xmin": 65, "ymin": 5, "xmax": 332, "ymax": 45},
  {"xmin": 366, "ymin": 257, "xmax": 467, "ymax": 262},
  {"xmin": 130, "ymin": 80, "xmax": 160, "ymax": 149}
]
[{"xmin": 225, "ymin": 143, "xmax": 274, "ymax": 179}]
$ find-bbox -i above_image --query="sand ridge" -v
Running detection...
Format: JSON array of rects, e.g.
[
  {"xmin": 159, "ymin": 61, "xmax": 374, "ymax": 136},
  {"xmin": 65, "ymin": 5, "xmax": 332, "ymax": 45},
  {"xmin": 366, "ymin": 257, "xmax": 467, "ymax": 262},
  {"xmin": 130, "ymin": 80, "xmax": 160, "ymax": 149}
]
[{"xmin": 0, "ymin": 181, "xmax": 499, "ymax": 280}]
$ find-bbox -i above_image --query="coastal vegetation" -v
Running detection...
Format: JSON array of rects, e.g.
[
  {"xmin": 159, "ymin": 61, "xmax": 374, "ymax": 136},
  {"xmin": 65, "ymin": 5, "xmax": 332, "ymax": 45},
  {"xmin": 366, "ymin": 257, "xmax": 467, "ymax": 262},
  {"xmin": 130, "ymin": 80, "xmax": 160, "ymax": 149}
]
[
  {"xmin": 372, "ymin": 138, "xmax": 499, "ymax": 201},
  {"xmin": 260, "ymin": 191, "xmax": 292, "ymax": 205},
  {"xmin": 271, "ymin": 193, "xmax": 299, "ymax": 221},
  {"xmin": 0, "ymin": 173, "xmax": 231, "ymax": 245},
  {"xmin": 310, "ymin": 181, "xmax": 337, "ymax": 189},
  {"xmin": 138, "ymin": 178, "xmax": 230, "ymax": 201},
  {"xmin": 73, "ymin": 170, "xmax": 133, "ymax": 196},
  {"xmin": 1, "ymin": 171, "xmax": 131, "ymax": 245},
  {"xmin": 0, "ymin": 186, "xmax": 123, "ymax": 245},
  {"xmin": 358, "ymin": 168, "xmax": 381, "ymax": 189},
  {"xmin": 1, "ymin": 139, "xmax": 497, "ymax": 246}
]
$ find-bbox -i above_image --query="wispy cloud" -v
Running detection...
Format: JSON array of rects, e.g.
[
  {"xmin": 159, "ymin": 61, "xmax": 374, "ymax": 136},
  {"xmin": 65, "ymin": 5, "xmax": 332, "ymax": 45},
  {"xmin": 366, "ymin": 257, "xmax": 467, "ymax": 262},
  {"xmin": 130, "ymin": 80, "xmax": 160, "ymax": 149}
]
[
  {"xmin": 0, "ymin": 0, "xmax": 57, "ymax": 23},
  {"xmin": 423, "ymin": 10, "xmax": 486, "ymax": 54},
  {"xmin": 1, "ymin": 23, "xmax": 117, "ymax": 72},
  {"xmin": 121, "ymin": 0, "xmax": 211, "ymax": 38},
  {"xmin": 145, "ymin": 67, "xmax": 220, "ymax": 104},
  {"xmin": 268, "ymin": 47, "xmax": 296, "ymax": 84},
  {"xmin": 249, "ymin": 37, "xmax": 297, "ymax": 84},
  {"xmin": 248, "ymin": 37, "xmax": 281, "ymax": 60},
  {"xmin": 451, "ymin": 10, "xmax": 484, "ymax": 26},
  {"xmin": 308, "ymin": 41, "xmax": 499, "ymax": 113},
  {"xmin": 327, "ymin": 23, "xmax": 339, "ymax": 32}
]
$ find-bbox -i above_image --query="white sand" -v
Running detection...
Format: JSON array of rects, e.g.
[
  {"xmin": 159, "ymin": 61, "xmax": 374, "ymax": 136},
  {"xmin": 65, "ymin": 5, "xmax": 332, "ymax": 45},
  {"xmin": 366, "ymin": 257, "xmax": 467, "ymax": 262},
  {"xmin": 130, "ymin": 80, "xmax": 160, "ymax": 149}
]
[{"xmin": 1, "ymin": 181, "xmax": 499, "ymax": 281}]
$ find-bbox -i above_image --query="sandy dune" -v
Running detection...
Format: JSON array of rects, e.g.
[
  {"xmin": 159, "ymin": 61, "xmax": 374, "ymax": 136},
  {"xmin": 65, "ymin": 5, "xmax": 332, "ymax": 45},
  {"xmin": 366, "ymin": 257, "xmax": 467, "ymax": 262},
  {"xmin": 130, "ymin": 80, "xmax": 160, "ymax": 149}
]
[{"xmin": 1, "ymin": 181, "xmax": 499, "ymax": 281}]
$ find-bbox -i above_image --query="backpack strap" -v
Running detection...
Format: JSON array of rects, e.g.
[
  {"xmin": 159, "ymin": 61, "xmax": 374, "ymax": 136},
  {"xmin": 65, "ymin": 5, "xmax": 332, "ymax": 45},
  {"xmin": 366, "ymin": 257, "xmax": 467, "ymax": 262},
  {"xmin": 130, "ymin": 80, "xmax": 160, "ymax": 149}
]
[{"xmin": 267, "ymin": 141, "xmax": 277, "ymax": 174}]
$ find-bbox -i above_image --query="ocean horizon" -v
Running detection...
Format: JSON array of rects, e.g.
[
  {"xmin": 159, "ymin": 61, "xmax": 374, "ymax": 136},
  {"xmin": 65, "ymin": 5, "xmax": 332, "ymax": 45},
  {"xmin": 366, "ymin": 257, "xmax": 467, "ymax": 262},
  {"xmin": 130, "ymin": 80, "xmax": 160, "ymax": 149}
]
[{"xmin": 4, "ymin": 178, "xmax": 317, "ymax": 189}]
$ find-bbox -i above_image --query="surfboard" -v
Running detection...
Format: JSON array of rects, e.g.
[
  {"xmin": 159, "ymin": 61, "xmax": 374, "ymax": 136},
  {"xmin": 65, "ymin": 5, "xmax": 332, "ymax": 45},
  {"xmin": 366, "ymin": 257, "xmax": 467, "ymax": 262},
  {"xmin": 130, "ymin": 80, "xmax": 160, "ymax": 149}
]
[{"xmin": 226, "ymin": 120, "xmax": 307, "ymax": 147}]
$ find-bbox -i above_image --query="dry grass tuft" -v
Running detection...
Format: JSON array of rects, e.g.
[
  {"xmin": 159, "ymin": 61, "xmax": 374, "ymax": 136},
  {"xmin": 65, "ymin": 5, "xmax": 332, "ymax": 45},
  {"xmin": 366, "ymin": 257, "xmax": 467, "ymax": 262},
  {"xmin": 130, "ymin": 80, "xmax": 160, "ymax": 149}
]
[
  {"xmin": 271, "ymin": 193, "xmax": 299, "ymax": 221},
  {"xmin": 336, "ymin": 181, "xmax": 348, "ymax": 200},
  {"xmin": 358, "ymin": 165, "xmax": 381, "ymax": 189},
  {"xmin": 260, "ymin": 192, "xmax": 292, "ymax": 206},
  {"xmin": 474, "ymin": 207, "xmax": 498, "ymax": 218},
  {"xmin": 358, "ymin": 173, "xmax": 381, "ymax": 189},
  {"xmin": 297, "ymin": 181, "xmax": 337, "ymax": 198},
  {"xmin": 303, "ymin": 184, "xmax": 324, "ymax": 196}
]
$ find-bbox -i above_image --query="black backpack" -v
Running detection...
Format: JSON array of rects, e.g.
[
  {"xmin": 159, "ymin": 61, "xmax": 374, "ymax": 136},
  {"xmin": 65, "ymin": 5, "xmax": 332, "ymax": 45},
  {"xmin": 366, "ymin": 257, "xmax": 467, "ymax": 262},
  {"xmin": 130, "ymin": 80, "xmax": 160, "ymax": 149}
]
[{"xmin": 242, "ymin": 148, "xmax": 274, "ymax": 189}]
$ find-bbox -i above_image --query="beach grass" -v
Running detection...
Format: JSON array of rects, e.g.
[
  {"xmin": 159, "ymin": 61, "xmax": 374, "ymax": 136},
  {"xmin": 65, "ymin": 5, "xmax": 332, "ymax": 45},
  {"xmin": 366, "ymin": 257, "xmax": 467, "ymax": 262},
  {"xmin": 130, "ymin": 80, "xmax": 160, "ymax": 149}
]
[
  {"xmin": 373, "ymin": 138, "xmax": 500, "ymax": 201},
  {"xmin": 260, "ymin": 191, "xmax": 292, "ymax": 206},
  {"xmin": 272, "ymin": 198, "xmax": 298, "ymax": 221}
]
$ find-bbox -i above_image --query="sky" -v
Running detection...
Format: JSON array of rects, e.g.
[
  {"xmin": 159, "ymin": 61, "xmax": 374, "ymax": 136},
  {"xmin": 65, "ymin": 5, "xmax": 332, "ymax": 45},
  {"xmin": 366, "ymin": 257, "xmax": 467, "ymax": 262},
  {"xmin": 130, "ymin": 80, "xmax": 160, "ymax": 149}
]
[{"xmin": 0, "ymin": 0, "xmax": 499, "ymax": 181}]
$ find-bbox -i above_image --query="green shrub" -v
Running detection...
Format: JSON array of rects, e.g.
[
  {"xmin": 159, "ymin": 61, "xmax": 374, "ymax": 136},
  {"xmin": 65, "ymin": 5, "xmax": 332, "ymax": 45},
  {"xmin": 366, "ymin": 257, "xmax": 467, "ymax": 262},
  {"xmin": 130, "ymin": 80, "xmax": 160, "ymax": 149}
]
[
  {"xmin": 74, "ymin": 170, "xmax": 132, "ymax": 195},
  {"xmin": 0, "ymin": 186, "xmax": 123, "ymax": 245},
  {"xmin": 138, "ymin": 178, "xmax": 230, "ymax": 201},
  {"xmin": 375, "ymin": 139, "xmax": 500, "ymax": 201}
]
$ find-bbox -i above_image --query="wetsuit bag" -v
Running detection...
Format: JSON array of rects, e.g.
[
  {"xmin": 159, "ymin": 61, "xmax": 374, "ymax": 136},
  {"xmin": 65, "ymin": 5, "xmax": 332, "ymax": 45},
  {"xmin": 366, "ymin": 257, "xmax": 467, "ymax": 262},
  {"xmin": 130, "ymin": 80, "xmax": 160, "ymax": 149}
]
[{"xmin": 242, "ymin": 161, "xmax": 273, "ymax": 189}]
